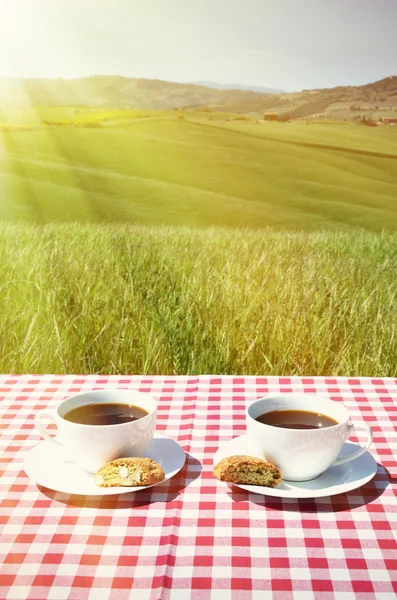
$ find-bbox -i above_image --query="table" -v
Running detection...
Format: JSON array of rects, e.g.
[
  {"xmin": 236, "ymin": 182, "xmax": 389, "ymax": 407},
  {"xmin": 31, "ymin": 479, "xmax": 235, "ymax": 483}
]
[{"xmin": 1, "ymin": 375, "xmax": 396, "ymax": 600}]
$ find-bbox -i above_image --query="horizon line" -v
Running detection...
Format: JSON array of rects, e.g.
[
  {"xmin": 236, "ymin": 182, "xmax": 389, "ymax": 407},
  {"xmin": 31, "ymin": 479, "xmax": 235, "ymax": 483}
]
[{"xmin": 0, "ymin": 73, "xmax": 395, "ymax": 96}]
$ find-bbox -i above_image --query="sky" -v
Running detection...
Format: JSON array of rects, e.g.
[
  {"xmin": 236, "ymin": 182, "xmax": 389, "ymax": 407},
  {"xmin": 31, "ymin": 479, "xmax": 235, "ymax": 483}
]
[{"xmin": 0, "ymin": 0, "xmax": 396, "ymax": 92}]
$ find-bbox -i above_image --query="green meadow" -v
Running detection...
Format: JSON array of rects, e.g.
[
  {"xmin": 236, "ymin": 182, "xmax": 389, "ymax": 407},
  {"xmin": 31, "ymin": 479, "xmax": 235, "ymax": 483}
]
[
  {"xmin": 1, "ymin": 108, "xmax": 397, "ymax": 230},
  {"xmin": 0, "ymin": 108, "xmax": 397, "ymax": 374}
]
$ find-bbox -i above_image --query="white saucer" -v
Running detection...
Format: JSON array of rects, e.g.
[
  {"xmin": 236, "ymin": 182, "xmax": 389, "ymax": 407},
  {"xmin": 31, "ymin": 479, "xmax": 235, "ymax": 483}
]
[
  {"xmin": 213, "ymin": 435, "xmax": 377, "ymax": 499},
  {"xmin": 24, "ymin": 435, "xmax": 186, "ymax": 496}
]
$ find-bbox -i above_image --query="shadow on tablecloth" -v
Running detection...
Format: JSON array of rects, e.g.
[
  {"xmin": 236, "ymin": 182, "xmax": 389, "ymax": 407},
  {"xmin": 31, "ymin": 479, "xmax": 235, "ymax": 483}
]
[
  {"xmin": 36, "ymin": 452, "xmax": 202, "ymax": 508},
  {"xmin": 225, "ymin": 462, "xmax": 395, "ymax": 512}
]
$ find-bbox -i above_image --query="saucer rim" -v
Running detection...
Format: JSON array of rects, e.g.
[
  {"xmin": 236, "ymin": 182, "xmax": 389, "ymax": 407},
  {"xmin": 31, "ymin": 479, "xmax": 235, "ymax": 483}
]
[
  {"xmin": 213, "ymin": 434, "xmax": 377, "ymax": 499},
  {"xmin": 24, "ymin": 434, "xmax": 186, "ymax": 496}
]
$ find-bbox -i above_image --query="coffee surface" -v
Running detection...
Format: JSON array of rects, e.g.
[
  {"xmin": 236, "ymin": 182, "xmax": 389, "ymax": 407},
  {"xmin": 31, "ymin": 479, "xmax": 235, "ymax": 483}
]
[
  {"xmin": 64, "ymin": 403, "xmax": 149, "ymax": 426},
  {"xmin": 255, "ymin": 409, "xmax": 338, "ymax": 429}
]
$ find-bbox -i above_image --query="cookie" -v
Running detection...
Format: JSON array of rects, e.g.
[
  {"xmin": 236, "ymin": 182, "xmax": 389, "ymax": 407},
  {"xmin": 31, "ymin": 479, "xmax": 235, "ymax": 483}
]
[
  {"xmin": 213, "ymin": 455, "xmax": 282, "ymax": 487},
  {"xmin": 95, "ymin": 457, "xmax": 165, "ymax": 487}
]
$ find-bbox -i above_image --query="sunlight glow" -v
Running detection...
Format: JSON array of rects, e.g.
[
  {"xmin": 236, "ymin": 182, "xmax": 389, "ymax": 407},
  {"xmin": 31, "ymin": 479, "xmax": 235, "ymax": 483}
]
[{"xmin": 0, "ymin": 0, "xmax": 41, "ymax": 78}]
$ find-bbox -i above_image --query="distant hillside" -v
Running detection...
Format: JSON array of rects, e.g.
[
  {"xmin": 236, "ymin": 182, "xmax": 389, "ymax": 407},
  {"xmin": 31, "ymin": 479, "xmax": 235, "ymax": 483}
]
[
  {"xmin": 215, "ymin": 76, "xmax": 397, "ymax": 119},
  {"xmin": 280, "ymin": 75, "xmax": 397, "ymax": 119},
  {"xmin": 0, "ymin": 74, "xmax": 396, "ymax": 119},
  {"xmin": 192, "ymin": 81, "xmax": 285, "ymax": 94},
  {"xmin": 0, "ymin": 76, "xmax": 276, "ymax": 111}
]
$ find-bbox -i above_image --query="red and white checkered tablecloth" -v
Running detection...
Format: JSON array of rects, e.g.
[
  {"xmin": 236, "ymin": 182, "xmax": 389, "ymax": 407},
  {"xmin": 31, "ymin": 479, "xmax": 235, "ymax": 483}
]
[{"xmin": 0, "ymin": 375, "xmax": 396, "ymax": 600}]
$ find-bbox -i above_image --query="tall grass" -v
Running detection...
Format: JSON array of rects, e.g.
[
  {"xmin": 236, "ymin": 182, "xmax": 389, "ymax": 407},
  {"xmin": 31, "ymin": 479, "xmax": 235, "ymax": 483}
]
[{"xmin": 1, "ymin": 223, "xmax": 396, "ymax": 375}]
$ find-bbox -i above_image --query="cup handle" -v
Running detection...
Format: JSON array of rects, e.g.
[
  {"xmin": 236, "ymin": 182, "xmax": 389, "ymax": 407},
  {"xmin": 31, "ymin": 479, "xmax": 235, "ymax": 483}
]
[
  {"xmin": 332, "ymin": 422, "xmax": 373, "ymax": 467},
  {"xmin": 34, "ymin": 410, "xmax": 63, "ymax": 446}
]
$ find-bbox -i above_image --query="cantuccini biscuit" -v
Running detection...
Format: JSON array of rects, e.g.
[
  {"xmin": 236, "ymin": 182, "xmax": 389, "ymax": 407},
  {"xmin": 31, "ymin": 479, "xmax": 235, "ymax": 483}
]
[
  {"xmin": 213, "ymin": 455, "xmax": 282, "ymax": 487},
  {"xmin": 95, "ymin": 457, "xmax": 165, "ymax": 487}
]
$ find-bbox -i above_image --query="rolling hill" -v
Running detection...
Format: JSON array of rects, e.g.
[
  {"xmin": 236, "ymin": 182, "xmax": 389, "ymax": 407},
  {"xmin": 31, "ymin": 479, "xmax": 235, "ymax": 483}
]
[
  {"xmin": 0, "ymin": 75, "xmax": 396, "ymax": 120},
  {"xmin": 0, "ymin": 76, "xmax": 279, "ymax": 111}
]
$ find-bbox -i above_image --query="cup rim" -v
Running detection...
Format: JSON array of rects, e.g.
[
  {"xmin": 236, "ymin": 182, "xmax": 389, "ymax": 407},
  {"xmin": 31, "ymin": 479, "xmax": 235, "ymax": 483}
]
[
  {"xmin": 246, "ymin": 393, "xmax": 348, "ymax": 431},
  {"xmin": 56, "ymin": 388, "xmax": 157, "ymax": 428}
]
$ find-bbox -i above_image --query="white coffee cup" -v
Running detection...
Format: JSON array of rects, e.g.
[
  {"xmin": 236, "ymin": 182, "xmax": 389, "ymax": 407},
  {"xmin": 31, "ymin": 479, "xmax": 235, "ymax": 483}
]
[
  {"xmin": 246, "ymin": 393, "xmax": 373, "ymax": 481},
  {"xmin": 34, "ymin": 389, "xmax": 157, "ymax": 473}
]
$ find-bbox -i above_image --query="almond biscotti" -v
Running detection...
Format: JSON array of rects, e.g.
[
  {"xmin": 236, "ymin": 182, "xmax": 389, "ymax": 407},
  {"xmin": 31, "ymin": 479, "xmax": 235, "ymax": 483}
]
[
  {"xmin": 213, "ymin": 455, "xmax": 282, "ymax": 487},
  {"xmin": 95, "ymin": 457, "xmax": 165, "ymax": 487}
]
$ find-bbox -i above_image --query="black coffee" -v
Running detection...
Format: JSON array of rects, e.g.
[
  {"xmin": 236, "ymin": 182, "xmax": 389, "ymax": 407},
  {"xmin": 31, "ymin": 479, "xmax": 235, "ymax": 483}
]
[
  {"xmin": 64, "ymin": 403, "xmax": 149, "ymax": 426},
  {"xmin": 256, "ymin": 409, "xmax": 338, "ymax": 430}
]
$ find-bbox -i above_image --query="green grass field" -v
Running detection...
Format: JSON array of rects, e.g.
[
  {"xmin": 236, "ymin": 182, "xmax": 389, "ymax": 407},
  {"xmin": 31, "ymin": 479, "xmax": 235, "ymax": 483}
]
[
  {"xmin": 1, "ymin": 107, "xmax": 396, "ymax": 230},
  {"xmin": 1, "ymin": 108, "xmax": 397, "ymax": 375},
  {"xmin": 1, "ymin": 224, "xmax": 397, "ymax": 376}
]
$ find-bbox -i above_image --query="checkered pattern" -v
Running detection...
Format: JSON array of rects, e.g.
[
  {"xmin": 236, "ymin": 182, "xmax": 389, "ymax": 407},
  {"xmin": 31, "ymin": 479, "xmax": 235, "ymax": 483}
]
[{"xmin": 0, "ymin": 375, "xmax": 396, "ymax": 600}]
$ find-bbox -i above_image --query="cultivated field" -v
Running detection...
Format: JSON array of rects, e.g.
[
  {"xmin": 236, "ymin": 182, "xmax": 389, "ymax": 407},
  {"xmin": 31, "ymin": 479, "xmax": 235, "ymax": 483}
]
[{"xmin": 1, "ymin": 107, "xmax": 396, "ymax": 230}]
